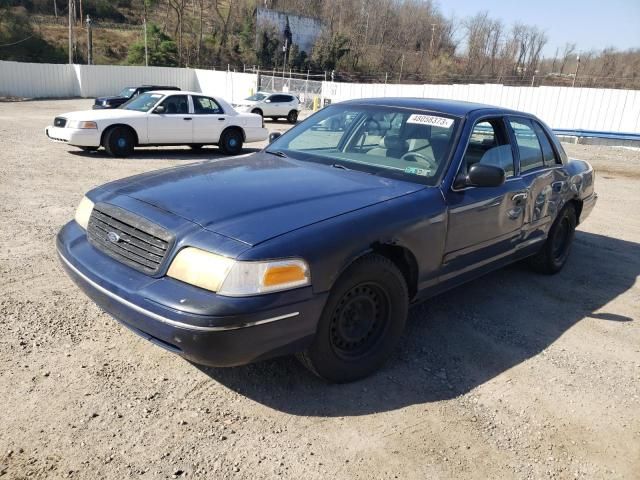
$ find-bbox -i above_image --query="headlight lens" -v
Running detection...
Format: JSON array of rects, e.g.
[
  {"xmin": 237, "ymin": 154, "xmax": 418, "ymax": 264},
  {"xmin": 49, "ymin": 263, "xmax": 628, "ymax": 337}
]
[
  {"xmin": 67, "ymin": 120, "xmax": 98, "ymax": 129},
  {"xmin": 167, "ymin": 247, "xmax": 310, "ymax": 296},
  {"xmin": 74, "ymin": 196, "xmax": 94, "ymax": 230}
]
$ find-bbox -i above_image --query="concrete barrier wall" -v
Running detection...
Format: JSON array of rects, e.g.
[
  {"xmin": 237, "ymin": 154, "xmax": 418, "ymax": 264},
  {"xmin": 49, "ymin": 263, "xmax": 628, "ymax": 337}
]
[
  {"xmin": 0, "ymin": 61, "xmax": 257, "ymax": 104},
  {"xmin": 322, "ymin": 81, "xmax": 640, "ymax": 134}
]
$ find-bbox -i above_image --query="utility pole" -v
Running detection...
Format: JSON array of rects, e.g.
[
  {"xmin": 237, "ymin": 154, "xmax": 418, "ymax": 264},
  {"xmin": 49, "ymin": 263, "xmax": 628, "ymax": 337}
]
[
  {"xmin": 86, "ymin": 15, "xmax": 92, "ymax": 65},
  {"xmin": 68, "ymin": 0, "xmax": 74, "ymax": 64},
  {"xmin": 572, "ymin": 54, "xmax": 580, "ymax": 88},
  {"xmin": 429, "ymin": 23, "xmax": 437, "ymax": 56},
  {"xmin": 143, "ymin": 17, "xmax": 148, "ymax": 66},
  {"xmin": 54, "ymin": 0, "xmax": 58, "ymax": 18}
]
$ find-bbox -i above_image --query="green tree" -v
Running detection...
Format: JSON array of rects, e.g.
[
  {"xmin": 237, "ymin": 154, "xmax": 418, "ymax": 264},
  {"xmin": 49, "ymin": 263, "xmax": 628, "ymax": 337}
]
[{"xmin": 126, "ymin": 22, "xmax": 178, "ymax": 67}]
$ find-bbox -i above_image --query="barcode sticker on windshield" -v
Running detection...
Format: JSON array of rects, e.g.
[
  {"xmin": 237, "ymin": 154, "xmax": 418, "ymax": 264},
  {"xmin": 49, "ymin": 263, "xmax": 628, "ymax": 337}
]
[{"xmin": 407, "ymin": 114, "xmax": 454, "ymax": 128}]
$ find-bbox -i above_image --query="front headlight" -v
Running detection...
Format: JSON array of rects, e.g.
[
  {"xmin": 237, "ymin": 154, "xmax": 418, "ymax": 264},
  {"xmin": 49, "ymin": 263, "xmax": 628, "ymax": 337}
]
[
  {"xmin": 67, "ymin": 120, "xmax": 98, "ymax": 129},
  {"xmin": 74, "ymin": 196, "xmax": 94, "ymax": 230},
  {"xmin": 167, "ymin": 247, "xmax": 310, "ymax": 296}
]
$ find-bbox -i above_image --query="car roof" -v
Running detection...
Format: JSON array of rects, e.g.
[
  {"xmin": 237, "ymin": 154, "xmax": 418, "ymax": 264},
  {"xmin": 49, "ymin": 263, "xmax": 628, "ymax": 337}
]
[
  {"xmin": 144, "ymin": 90, "xmax": 202, "ymax": 95},
  {"xmin": 339, "ymin": 97, "xmax": 520, "ymax": 117}
]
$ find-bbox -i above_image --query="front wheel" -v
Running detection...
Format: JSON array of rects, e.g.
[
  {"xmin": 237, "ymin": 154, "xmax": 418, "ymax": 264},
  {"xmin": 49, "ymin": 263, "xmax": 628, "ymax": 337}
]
[
  {"xmin": 287, "ymin": 110, "xmax": 298, "ymax": 124},
  {"xmin": 219, "ymin": 129, "xmax": 244, "ymax": 155},
  {"xmin": 104, "ymin": 126, "xmax": 135, "ymax": 158},
  {"xmin": 528, "ymin": 204, "xmax": 577, "ymax": 274},
  {"xmin": 298, "ymin": 254, "xmax": 408, "ymax": 383}
]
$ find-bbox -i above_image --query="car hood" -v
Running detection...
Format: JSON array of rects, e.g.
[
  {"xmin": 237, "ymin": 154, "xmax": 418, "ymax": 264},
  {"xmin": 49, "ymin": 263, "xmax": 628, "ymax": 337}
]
[
  {"xmin": 59, "ymin": 109, "xmax": 146, "ymax": 121},
  {"xmin": 95, "ymin": 96, "xmax": 126, "ymax": 103},
  {"xmin": 106, "ymin": 153, "xmax": 425, "ymax": 246}
]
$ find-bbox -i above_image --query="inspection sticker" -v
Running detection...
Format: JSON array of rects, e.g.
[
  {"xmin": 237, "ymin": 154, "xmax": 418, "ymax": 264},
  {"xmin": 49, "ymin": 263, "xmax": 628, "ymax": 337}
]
[
  {"xmin": 407, "ymin": 114, "xmax": 454, "ymax": 128},
  {"xmin": 404, "ymin": 166, "xmax": 431, "ymax": 177}
]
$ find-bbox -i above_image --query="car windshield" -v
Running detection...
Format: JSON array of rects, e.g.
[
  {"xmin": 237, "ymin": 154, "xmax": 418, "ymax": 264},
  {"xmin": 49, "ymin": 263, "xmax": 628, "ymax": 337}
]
[
  {"xmin": 246, "ymin": 93, "xmax": 268, "ymax": 101},
  {"xmin": 120, "ymin": 92, "xmax": 164, "ymax": 112},
  {"xmin": 268, "ymin": 104, "xmax": 460, "ymax": 185},
  {"xmin": 118, "ymin": 87, "xmax": 137, "ymax": 98}
]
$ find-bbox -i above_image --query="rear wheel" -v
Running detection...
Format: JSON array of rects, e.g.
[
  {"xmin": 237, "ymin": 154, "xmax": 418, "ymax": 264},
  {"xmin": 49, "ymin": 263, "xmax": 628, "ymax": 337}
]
[
  {"xmin": 298, "ymin": 254, "xmax": 408, "ymax": 383},
  {"xmin": 251, "ymin": 108, "xmax": 263, "ymax": 117},
  {"xmin": 287, "ymin": 110, "xmax": 298, "ymax": 124},
  {"xmin": 528, "ymin": 204, "xmax": 577, "ymax": 274},
  {"xmin": 219, "ymin": 129, "xmax": 244, "ymax": 155},
  {"xmin": 104, "ymin": 126, "xmax": 135, "ymax": 158}
]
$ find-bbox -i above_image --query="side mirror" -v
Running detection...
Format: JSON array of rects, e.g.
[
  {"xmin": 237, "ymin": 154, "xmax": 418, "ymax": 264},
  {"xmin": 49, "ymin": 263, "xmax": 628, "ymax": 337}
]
[
  {"xmin": 264, "ymin": 99, "xmax": 271, "ymax": 103},
  {"xmin": 153, "ymin": 105, "xmax": 166, "ymax": 114},
  {"xmin": 269, "ymin": 132, "xmax": 282, "ymax": 143},
  {"xmin": 457, "ymin": 164, "xmax": 505, "ymax": 188}
]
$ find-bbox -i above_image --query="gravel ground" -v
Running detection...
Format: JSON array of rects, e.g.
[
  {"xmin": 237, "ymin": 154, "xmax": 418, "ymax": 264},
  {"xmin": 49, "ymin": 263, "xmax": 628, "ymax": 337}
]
[{"xmin": 0, "ymin": 99, "xmax": 638, "ymax": 480}]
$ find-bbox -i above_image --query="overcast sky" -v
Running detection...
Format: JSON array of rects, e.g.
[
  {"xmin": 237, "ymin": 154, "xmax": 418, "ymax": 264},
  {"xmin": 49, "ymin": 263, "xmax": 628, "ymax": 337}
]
[{"xmin": 437, "ymin": 0, "xmax": 640, "ymax": 57}]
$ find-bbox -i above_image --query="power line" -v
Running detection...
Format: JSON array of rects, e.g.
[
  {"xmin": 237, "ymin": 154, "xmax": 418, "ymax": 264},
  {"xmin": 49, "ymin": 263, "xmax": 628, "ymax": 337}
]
[{"xmin": 0, "ymin": 34, "xmax": 35, "ymax": 47}]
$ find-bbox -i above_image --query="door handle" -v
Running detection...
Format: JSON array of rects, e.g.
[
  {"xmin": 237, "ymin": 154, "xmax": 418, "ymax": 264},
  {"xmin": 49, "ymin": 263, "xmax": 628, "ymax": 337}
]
[
  {"xmin": 183, "ymin": 117, "xmax": 192, "ymax": 121},
  {"xmin": 512, "ymin": 192, "xmax": 528, "ymax": 203},
  {"xmin": 218, "ymin": 117, "xmax": 226, "ymax": 121}
]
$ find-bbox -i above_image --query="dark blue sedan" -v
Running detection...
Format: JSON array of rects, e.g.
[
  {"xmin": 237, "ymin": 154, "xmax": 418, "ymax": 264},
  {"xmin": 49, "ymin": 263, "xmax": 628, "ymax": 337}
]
[{"xmin": 57, "ymin": 98, "xmax": 597, "ymax": 382}]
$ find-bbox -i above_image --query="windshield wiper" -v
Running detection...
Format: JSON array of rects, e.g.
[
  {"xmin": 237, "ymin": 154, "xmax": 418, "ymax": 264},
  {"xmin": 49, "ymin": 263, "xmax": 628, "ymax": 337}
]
[
  {"xmin": 331, "ymin": 163, "xmax": 352, "ymax": 171},
  {"xmin": 265, "ymin": 150, "xmax": 287, "ymax": 158}
]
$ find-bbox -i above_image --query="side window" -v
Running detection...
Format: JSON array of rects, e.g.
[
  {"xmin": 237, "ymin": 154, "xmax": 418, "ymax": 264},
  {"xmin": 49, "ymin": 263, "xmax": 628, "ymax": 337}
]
[
  {"xmin": 193, "ymin": 96, "xmax": 223, "ymax": 114},
  {"xmin": 159, "ymin": 95, "xmax": 189, "ymax": 114},
  {"xmin": 509, "ymin": 118, "xmax": 545, "ymax": 173},
  {"xmin": 531, "ymin": 121, "xmax": 559, "ymax": 166},
  {"xmin": 462, "ymin": 118, "xmax": 515, "ymax": 178}
]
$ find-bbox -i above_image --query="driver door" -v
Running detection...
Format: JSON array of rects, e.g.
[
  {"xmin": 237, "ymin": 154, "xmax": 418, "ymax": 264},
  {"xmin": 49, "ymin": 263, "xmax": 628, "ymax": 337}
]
[
  {"xmin": 442, "ymin": 117, "xmax": 528, "ymax": 276},
  {"xmin": 147, "ymin": 94, "xmax": 193, "ymax": 144}
]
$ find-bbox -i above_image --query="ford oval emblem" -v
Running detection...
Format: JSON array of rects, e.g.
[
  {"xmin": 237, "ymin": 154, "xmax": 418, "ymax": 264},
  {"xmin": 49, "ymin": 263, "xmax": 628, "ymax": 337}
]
[{"xmin": 107, "ymin": 231, "xmax": 121, "ymax": 243}]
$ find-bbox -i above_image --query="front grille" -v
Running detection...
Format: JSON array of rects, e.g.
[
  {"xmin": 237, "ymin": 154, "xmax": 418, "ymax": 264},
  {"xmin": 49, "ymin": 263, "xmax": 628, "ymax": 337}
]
[
  {"xmin": 87, "ymin": 203, "xmax": 173, "ymax": 275},
  {"xmin": 54, "ymin": 116, "xmax": 67, "ymax": 128}
]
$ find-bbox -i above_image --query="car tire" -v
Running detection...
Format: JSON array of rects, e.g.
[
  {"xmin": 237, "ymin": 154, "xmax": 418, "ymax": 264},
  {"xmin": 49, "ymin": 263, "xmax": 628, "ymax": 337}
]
[
  {"xmin": 287, "ymin": 110, "xmax": 298, "ymax": 124},
  {"xmin": 104, "ymin": 126, "xmax": 135, "ymax": 158},
  {"xmin": 251, "ymin": 108, "xmax": 263, "ymax": 117},
  {"xmin": 219, "ymin": 129, "xmax": 244, "ymax": 155},
  {"xmin": 528, "ymin": 203, "xmax": 577, "ymax": 274},
  {"xmin": 298, "ymin": 254, "xmax": 408, "ymax": 383},
  {"xmin": 79, "ymin": 146, "xmax": 99, "ymax": 152}
]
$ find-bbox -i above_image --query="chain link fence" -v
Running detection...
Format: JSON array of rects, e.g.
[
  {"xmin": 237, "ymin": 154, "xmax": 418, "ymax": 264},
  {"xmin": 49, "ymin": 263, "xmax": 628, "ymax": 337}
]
[{"xmin": 257, "ymin": 73, "xmax": 323, "ymax": 110}]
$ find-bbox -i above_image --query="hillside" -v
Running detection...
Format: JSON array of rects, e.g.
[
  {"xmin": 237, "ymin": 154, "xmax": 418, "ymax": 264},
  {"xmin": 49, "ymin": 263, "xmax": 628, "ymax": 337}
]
[{"xmin": 1, "ymin": 0, "xmax": 638, "ymax": 88}]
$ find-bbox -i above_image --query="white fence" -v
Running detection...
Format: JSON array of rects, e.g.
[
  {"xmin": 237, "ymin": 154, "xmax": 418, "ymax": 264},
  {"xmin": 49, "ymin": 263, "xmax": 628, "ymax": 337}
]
[
  {"xmin": 2, "ymin": 60, "xmax": 640, "ymax": 134},
  {"xmin": 0, "ymin": 61, "xmax": 257, "ymax": 104},
  {"xmin": 322, "ymin": 82, "xmax": 640, "ymax": 134}
]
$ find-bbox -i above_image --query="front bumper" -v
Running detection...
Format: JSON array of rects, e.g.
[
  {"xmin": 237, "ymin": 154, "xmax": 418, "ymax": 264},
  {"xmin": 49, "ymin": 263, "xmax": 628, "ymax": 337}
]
[
  {"xmin": 45, "ymin": 126, "xmax": 101, "ymax": 147},
  {"xmin": 57, "ymin": 221, "xmax": 326, "ymax": 367}
]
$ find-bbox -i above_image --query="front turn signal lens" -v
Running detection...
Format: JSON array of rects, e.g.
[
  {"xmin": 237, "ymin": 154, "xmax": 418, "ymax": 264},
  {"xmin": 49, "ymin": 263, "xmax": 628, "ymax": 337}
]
[
  {"xmin": 74, "ymin": 196, "xmax": 94, "ymax": 230},
  {"xmin": 67, "ymin": 120, "xmax": 98, "ymax": 129},
  {"xmin": 263, "ymin": 264, "xmax": 307, "ymax": 286}
]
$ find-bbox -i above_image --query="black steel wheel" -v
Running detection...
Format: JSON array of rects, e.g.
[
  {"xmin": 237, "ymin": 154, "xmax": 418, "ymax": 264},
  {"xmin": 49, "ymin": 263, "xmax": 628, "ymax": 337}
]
[
  {"xmin": 528, "ymin": 204, "xmax": 577, "ymax": 274},
  {"xmin": 104, "ymin": 126, "xmax": 135, "ymax": 158},
  {"xmin": 219, "ymin": 129, "xmax": 244, "ymax": 155},
  {"xmin": 298, "ymin": 254, "xmax": 408, "ymax": 383}
]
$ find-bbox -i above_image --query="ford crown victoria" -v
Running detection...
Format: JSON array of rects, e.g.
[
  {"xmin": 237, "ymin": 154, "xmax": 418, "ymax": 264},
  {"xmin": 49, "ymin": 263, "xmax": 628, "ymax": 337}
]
[
  {"xmin": 46, "ymin": 91, "xmax": 268, "ymax": 157},
  {"xmin": 57, "ymin": 98, "xmax": 597, "ymax": 382}
]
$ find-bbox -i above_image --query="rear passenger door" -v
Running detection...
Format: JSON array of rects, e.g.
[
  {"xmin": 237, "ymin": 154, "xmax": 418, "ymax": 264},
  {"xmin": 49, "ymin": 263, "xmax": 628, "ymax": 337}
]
[
  {"xmin": 506, "ymin": 117, "xmax": 566, "ymax": 243},
  {"xmin": 191, "ymin": 95, "xmax": 226, "ymax": 143},
  {"xmin": 270, "ymin": 94, "xmax": 293, "ymax": 116},
  {"xmin": 443, "ymin": 117, "xmax": 529, "ymax": 274}
]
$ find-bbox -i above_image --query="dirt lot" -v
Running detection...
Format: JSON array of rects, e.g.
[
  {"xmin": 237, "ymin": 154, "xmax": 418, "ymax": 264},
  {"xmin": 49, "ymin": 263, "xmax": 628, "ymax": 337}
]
[{"xmin": 0, "ymin": 99, "xmax": 638, "ymax": 480}]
